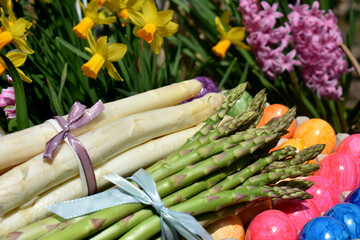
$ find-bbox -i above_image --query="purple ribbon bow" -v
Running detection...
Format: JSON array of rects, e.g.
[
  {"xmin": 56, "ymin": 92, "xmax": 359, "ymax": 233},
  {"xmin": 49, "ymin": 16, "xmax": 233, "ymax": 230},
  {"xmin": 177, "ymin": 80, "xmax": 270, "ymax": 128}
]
[{"xmin": 44, "ymin": 100, "xmax": 105, "ymax": 195}]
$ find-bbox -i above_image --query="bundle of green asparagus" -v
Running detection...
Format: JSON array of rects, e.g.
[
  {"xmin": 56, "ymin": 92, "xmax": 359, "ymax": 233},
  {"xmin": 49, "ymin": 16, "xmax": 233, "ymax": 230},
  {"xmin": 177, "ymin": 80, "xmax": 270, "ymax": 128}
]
[{"xmin": 1, "ymin": 84, "xmax": 323, "ymax": 240}]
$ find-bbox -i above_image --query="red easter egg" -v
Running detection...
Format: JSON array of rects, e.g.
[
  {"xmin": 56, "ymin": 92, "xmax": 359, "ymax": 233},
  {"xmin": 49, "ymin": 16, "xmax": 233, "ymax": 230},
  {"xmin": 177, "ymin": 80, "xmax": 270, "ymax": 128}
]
[
  {"xmin": 305, "ymin": 176, "xmax": 340, "ymax": 214},
  {"xmin": 314, "ymin": 153, "xmax": 360, "ymax": 194},
  {"xmin": 273, "ymin": 199, "xmax": 320, "ymax": 233},
  {"xmin": 257, "ymin": 104, "xmax": 296, "ymax": 139},
  {"xmin": 293, "ymin": 118, "xmax": 336, "ymax": 155},
  {"xmin": 336, "ymin": 134, "xmax": 360, "ymax": 165},
  {"xmin": 245, "ymin": 210, "xmax": 297, "ymax": 240}
]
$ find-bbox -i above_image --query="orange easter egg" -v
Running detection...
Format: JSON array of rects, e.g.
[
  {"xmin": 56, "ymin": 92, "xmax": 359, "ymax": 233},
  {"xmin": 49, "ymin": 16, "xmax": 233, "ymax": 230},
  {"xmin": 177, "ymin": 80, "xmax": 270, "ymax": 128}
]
[
  {"xmin": 207, "ymin": 215, "xmax": 245, "ymax": 240},
  {"xmin": 275, "ymin": 138, "xmax": 317, "ymax": 163},
  {"xmin": 276, "ymin": 138, "xmax": 307, "ymax": 152},
  {"xmin": 257, "ymin": 104, "xmax": 295, "ymax": 139},
  {"xmin": 293, "ymin": 118, "xmax": 336, "ymax": 155}
]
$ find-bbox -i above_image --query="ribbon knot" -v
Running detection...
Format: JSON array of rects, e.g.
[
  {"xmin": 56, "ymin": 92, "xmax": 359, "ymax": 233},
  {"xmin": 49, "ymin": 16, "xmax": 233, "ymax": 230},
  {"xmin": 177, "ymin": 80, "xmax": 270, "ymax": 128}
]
[
  {"xmin": 43, "ymin": 100, "xmax": 105, "ymax": 195},
  {"xmin": 46, "ymin": 169, "xmax": 213, "ymax": 240}
]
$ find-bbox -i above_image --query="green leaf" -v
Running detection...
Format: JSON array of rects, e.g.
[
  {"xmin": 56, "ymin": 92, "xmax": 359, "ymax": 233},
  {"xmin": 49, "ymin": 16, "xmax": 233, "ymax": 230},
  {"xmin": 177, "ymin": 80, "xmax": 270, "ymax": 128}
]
[
  {"xmin": 46, "ymin": 78, "xmax": 64, "ymax": 116},
  {"xmin": 239, "ymin": 62, "xmax": 249, "ymax": 84},
  {"xmin": 0, "ymin": 52, "xmax": 29, "ymax": 130},
  {"xmin": 218, "ymin": 57, "xmax": 237, "ymax": 89},
  {"xmin": 170, "ymin": 0, "xmax": 190, "ymax": 13},
  {"xmin": 56, "ymin": 37, "xmax": 90, "ymax": 60}
]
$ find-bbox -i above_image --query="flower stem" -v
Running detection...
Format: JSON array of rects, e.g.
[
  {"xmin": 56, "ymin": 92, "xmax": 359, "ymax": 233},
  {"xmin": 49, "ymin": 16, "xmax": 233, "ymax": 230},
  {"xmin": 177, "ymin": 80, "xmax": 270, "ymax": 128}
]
[
  {"xmin": 339, "ymin": 43, "xmax": 360, "ymax": 79},
  {"xmin": 336, "ymin": 100, "xmax": 348, "ymax": 133}
]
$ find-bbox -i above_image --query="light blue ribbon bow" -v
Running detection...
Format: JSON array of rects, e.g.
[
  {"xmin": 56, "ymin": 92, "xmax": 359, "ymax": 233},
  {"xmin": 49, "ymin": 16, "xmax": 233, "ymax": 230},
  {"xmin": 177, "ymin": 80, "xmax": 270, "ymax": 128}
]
[{"xmin": 46, "ymin": 169, "xmax": 213, "ymax": 240}]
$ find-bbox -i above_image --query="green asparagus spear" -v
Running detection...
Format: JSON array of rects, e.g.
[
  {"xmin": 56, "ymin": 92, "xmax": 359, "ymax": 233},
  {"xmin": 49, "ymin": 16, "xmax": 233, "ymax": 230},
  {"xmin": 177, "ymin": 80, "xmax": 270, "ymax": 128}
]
[{"xmin": 120, "ymin": 186, "xmax": 311, "ymax": 240}]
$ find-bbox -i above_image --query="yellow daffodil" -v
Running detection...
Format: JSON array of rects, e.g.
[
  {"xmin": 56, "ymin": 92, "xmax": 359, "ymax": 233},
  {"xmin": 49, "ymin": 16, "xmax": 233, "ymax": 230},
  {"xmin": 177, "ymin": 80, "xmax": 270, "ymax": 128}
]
[
  {"xmin": 104, "ymin": 0, "xmax": 144, "ymax": 27},
  {"xmin": 73, "ymin": 0, "xmax": 116, "ymax": 39},
  {"xmin": 0, "ymin": 50, "xmax": 32, "ymax": 83},
  {"xmin": 212, "ymin": 16, "xmax": 250, "ymax": 58},
  {"xmin": 81, "ymin": 30, "xmax": 127, "ymax": 80},
  {"xmin": 127, "ymin": 0, "xmax": 178, "ymax": 54},
  {"xmin": 0, "ymin": 8, "xmax": 34, "ymax": 54}
]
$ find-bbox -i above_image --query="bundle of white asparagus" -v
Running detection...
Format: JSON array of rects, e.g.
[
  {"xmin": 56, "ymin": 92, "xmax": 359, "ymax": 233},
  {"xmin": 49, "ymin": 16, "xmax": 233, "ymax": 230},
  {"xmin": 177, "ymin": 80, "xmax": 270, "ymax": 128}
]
[
  {"xmin": 0, "ymin": 84, "xmax": 224, "ymax": 234},
  {"xmin": 0, "ymin": 124, "xmax": 202, "ymax": 234},
  {"xmin": 0, "ymin": 80, "xmax": 203, "ymax": 172}
]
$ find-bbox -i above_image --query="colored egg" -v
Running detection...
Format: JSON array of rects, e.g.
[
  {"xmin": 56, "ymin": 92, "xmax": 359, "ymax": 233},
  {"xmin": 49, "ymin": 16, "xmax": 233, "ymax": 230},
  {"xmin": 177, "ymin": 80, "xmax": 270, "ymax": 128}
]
[
  {"xmin": 314, "ymin": 153, "xmax": 360, "ymax": 194},
  {"xmin": 276, "ymin": 138, "xmax": 307, "ymax": 152},
  {"xmin": 336, "ymin": 134, "xmax": 360, "ymax": 166},
  {"xmin": 305, "ymin": 176, "xmax": 340, "ymax": 214},
  {"xmin": 238, "ymin": 199, "xmax": 272, "ymax": 227},
  {"xmin": 257, "ymin": 104, "xmax": 296, "ymax": 139},
  {"xmin": 207, "ymin": 215, "xmax": 245, "ymax": 240},
  {"xmin": 324, "ymin": 203, "xmax": 360, "ymax": 239},
  {"xmin": 345, "ymin": 187, "xmax": 360, "ymax": 206},
  {"xmin": 298, "ymin": 216, "xmax": 351, "ymax": 240},
  {"xmin": 273, "ymin": 199, "xmax": 319, "ymax": 232},
  {"xmin": 293, "ymin": 118, "xmax": 336, "ymax": 154},
  {"xmin": 245, "ymin": 210, "xmax": 297, "ymax": 240}
]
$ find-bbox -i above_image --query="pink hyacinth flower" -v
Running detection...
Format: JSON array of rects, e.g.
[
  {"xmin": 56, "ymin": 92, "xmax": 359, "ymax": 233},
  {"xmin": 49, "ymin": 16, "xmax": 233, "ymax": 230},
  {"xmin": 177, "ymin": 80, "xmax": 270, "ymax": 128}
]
[
  {"xmin": 0, "ymin": 75, "xmax": 16, "ymax": 119},
  {"xmin": 288, "ymin": 0, "xmax": 351, "ymax": 100}
]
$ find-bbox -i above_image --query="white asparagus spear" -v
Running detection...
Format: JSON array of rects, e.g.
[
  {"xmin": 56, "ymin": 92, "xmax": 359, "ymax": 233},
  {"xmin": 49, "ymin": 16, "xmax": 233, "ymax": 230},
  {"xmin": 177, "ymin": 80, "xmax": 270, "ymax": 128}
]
[
  {"xmin": 0, "ymin": 93, "xmax": 224, "ymax": 216},
  {"xmin": 0, "ymin": 124, "xmax": 202, "ymax": 235},
  {"xmin": 0, "ymin": 80, "xmax": 202, "ymax": 171}
]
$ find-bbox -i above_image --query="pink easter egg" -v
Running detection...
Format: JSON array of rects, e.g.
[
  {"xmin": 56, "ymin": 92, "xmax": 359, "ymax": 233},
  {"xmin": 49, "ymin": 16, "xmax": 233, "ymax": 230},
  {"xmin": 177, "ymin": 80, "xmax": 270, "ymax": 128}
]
[
  {"xmin": 273, "ymin": 199, "xmax": 320, "ymax": 233},
  {"xmin": 314, "ymin": 152, "xmax": 360, "ymax": 194},
  {"xmin": 305, "ymin": 176, "xmax": 340, "ymax": 214},
  {"xmin": 336, "ymin": 134, "xmax": 360, "ymax": 164},
  {"xmin": 245, "ymin": 209, "xmax": 297, "ymax": 240}
]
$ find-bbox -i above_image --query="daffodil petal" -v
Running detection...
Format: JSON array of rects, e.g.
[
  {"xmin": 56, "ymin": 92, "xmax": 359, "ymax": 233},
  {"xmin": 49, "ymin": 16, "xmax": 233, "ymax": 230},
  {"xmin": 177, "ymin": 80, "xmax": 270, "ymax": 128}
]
[
  {"xmin": 85, "ymin": 0, "xmax": 98, "ymax": 19},
  {"xmin": 108, "ymin": 43, "xmax": 127, "ymax": 62},
  {"xmin": 86, "ymin": 29, "xmax": 96, "ymax": 53},
  {"xmin": 150, "ymin": 32, "xmax": 162, "ymax": 54},
  {"xmin": 215, "ymin": 16, "xmax": 226, "ymax": 38},
  {"xmin": 16, "ymin": 68, "xmax": 32, "ymax": 83},
  {"xmin": 128, "ymin": 10, "xmax": 145, "ymax": 26},
  {"xmin": 12, "ymin": 37, "xmax": 34, "ymax": 54},
  {"xmin": 233, "ymin": 41, "xmax": 251, "ymax": 50},
  {"xmin": 158, "ymin": 21, "xmax": 178, "ymax": 37},
  {"xmin": 7, "ymin": 50, "xmax": 27, "ymax": 67},
  {"xmin": 84, "ymin": 47, "xmax": 94, "ymax": 55},
  {"xmin": 155, "ymin": 10, "xmax": 173, "ymax": 27},
  {"xmin": 220, "ymin": 10, "xmax": 231, "ymax": 27},
  {"xmin": 95, "ymin": 36, "xmax": 108, "ymax": 56},
  {"xmin": 0, "ymin": 8, "xmax": 11, "ymax": 30},
  {"xmin": 227, "ymin": 27, "xmax": 246, "ymax": 42},
  {"xmin": 143, "ymin": 0, "xmax": 157, "ymax": 22},
  {"xmin": 95, "ymin": 14, "xmax": 116, "ymax": 25},
  {"xmin": 104, "ymin": 61, "xmax": 123, "ymax": 81},
  {"xmin": 127, "ymin": 0, "xmax": 144, "ymax": 11},
  {"xmin": 11, "ymin": 18, "xmax": 32, "ymax": 35}
]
